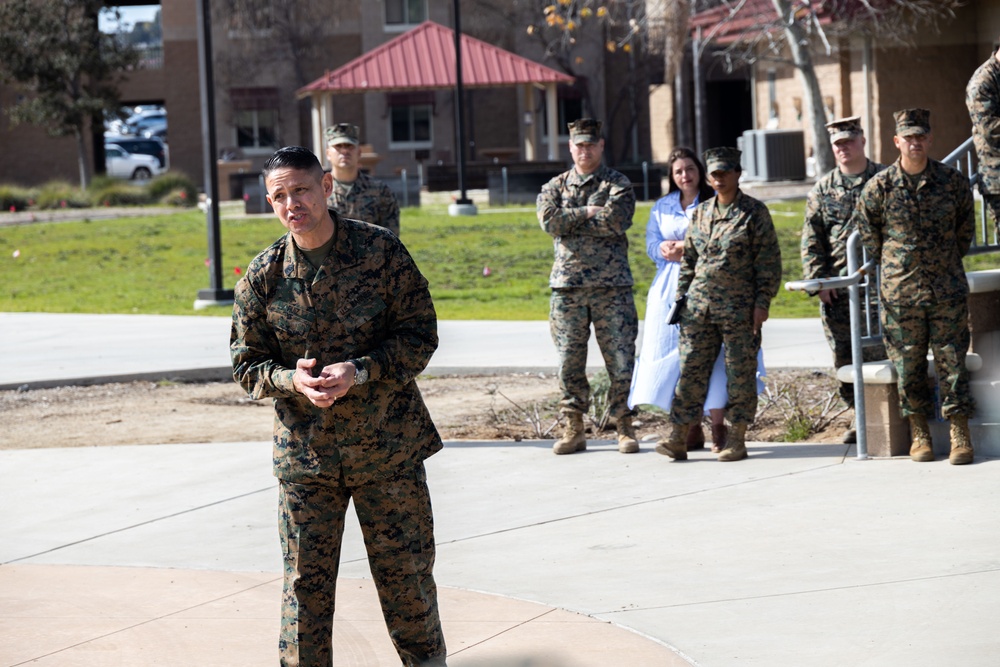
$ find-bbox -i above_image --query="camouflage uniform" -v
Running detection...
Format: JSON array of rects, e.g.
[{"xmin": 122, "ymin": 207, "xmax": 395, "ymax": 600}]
[
  {"xmin": 537, "ymin": 160, "xmax": 638, "ymax": 419},
  {"xmin": 966, "ymin": 52, "xmax": 1000, "ymax": 237},
  {"xmin": 671, "ymin": 186, "xmax": 782, "ymax": 426},
  {"xmin": 325, "ymin": 122, "xmax": 401, "ymax": 237},
  {"xmin": 854, "ymin": 148, "xmax": 976, "ymax": 419},
  {"xmin": 231, "ymin": 211, "xmax": 446, "ymax": 666},
  {"xmin": 802, "ymin": 156, "xmax": 886, "ymax": 403},
  {"xmin": 328, "ymin": 170, "xmax": 401, "ymax": 237}
]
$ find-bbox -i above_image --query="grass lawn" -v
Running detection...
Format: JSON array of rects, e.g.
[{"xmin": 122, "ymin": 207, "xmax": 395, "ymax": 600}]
[{"xmin": 2, "ymin": 199, "xmax": 997, "ymax": 319}]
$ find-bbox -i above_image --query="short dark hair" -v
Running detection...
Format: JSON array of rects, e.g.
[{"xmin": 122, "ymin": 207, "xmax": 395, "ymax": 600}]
[{"xmin": 262, "ymin": 146, "xmax": 324, "ymax": 181}]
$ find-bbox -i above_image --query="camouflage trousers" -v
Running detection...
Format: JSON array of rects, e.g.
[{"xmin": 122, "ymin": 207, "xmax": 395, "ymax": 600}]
[
  {"xmin": 670, "ymin": 311, "xmax": 760, "ymax": 425},
  {"xmin": 549, "ymin": 286, "xmax": 638, "ymax": 418},
  {"xmin": 880, "ymin": 299, "xmax": 975, "ymax": 419},
  {"xmin": 819, "ymin": 290, "xmax": 887, "ymax": 404},
  {"xmin": 278, "ymin": 464, "xmax": 446, "ymax": 667}
]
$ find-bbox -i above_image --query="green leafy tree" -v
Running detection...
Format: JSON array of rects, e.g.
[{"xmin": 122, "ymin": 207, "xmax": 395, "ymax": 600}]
[{"xmin": 0, "ymin": 0, "xmax": 138, "ymax": 188}]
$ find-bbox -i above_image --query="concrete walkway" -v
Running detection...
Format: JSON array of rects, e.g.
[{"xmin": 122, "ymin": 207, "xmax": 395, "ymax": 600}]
[
  {"xmin": 2, "ymin": 314, "xmax": 1000, "ymax": 666},
  {"xmin": 0, "ymin": 313, "xmax": 830, "ymax": 390}
]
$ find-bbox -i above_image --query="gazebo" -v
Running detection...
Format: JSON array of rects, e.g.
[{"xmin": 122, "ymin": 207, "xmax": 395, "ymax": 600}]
[{"xmin": 296, "ymin": 20, "xmax": 574, "ymax": 165}]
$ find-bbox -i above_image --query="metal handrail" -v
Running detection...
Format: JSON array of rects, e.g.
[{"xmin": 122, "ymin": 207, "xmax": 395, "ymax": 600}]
[
  {"xmin": 785, "ymin": 136, "xmax": 997, "ymax": 460},
  {"xmin": 786, "ymin": 233, "xmax": 878, "ymax": 460}
]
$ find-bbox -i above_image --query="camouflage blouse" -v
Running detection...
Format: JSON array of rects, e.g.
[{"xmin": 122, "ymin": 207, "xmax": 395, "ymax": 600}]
[{"xmin": 231, "ymin": 212, "xmax": 441, "ymax": 486}]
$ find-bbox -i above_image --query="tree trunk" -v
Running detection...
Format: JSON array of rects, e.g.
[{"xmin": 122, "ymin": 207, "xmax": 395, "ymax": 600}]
[
  {"xmin": 75, "ymin": 129, "xmax": 91, "ymax": 190},
  {"xmin": 774, "ymin": 0, "xmax": 834, "ymax": 175}
]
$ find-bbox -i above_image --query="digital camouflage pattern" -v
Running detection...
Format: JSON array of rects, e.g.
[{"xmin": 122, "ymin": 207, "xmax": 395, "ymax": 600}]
[
  {"xmin": 231, "ymin": 211, "xmax": 441, "ymax": 486},
  {"xmin": 537, "ymin": 164, "xmax": 636, "ymax": 288},
  {"xmin": 279, "ymin": 467, "xmax": 445, "ymax": 667},
  {"xmin": 881, "ymin": 299, "xmax": 974, "ymax": 418},
  {"xmin": 893, "ymin": 108, "xmax": 931, "ymax": 137},
  {"xmin": 671, "ymin": 191, "xmax": 781, "ymax": 425},
  {"xmin": 325, "ymin": 122, "xmax": 360, "ymax": 146},
  {"xmin": 853, "ymin": 159, "xmax": 975, "ymax": 419},
  {"xmin": 328, "ymin": 170, "xmax": 401, "ymax": 237},
  {"xmin": 854, "ymin": 159, "xmax": 974, "ymax": 305},
  {"xmin": 538, "ymin": 164, "xmax": 637, "ymax": 420},
  {"xmin": 801, "ymin": 159, "xmax": 886, "ymax": 402},
  {"xmin": 703, "ymin": 146, "xmax": 742, "ymax": 173},
  {"xmin": 677, "ymin": 191, "xmax": 782, "ymax": 322},
  {"xmin": 231, "ymin": 211, "xmax": 445, "ymax": 665},
  {"xmin": 826, "ymin": 115, "xmax": 862, "ymax": 143},
  {"xmin": 966, "ymin": 53, "xmax": 1000, "ymax": 233},
  {"xmin": 549, "ymin": 287, "xmax": 637, "ymax": 418},
  {"xmin": 568, "ymin": 117, "xmax": 602, "ymax": 144},
  {"xmin": 673, "ymin": 316, "xmax": 761, "ymax": 424},
  {"xmin": 802, "ymin": 161, "xmax": 885, "ymax": 283}
]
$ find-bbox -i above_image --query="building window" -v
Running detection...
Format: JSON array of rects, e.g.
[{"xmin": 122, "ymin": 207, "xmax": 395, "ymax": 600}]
[
  {"xmin": 385, "ymin": 0, "xmax": 427, "ymax": 28},
  {"xmin": 389, "ymin": 105, "xmax": 432, "ymax": 149},
  {"xmin": 231, "ymin": 88, "xmax": 279, "ymax": 152}
]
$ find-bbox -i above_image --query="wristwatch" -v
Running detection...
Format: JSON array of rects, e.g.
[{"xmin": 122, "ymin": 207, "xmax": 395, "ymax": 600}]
[{"xmin": 347, "ymin": 359, "xmax": 368, "ymax": 385}]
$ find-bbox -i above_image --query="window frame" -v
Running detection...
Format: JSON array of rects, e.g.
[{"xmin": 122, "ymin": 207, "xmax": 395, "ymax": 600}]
[
  {"xmin": 383, "ymin": 0, "xmax": 427, "ymax": 32},
  {"xmin": 388, "ymin": 103, "xmax": 433, "ymax": 151}
]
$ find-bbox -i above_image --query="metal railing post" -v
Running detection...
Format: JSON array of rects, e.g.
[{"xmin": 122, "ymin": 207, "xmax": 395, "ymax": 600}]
[
  {"xmin": 846, "ymin": 231, "xmax": 868, "ymax": 460},
  {"xmin": 642, "ymin": 161, "xmax": 649, "ymax": 201},
  {"xmin": 401, "ymin": 169, "xmax": 408, "ymax": 208}
]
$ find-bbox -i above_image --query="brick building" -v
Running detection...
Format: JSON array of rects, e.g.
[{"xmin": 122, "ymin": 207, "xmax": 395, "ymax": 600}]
[
  {"xmin": 649, "ymin": 0, "xmax": 1000, "ymax": 169},
  {"xmin": 0, "ymin": 0, "xmax": 653, "ymax": 191}
]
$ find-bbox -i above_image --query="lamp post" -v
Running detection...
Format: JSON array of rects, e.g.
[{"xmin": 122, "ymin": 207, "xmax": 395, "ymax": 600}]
[
  {"xmin": 193, "ymin": 0, "xmax": 233, "ymax": 309},
  {"xmin": 448, "ymin": 0, "xmax": 477, "ymax": 216}
]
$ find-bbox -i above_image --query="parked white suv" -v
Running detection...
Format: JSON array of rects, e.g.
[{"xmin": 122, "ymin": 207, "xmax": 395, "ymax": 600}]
[{"xmin": 105, "ymin": 143, "xmax": 163, "ymax": 181}]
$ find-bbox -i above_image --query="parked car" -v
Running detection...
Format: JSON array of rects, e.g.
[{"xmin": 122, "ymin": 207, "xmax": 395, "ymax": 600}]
[
  {"xmin": 125, "ymin": 111, "xmax": 166, "ymax": 136},
  {"xmin": 141, "ymin": 120, "xmax": 168, "ymax": 142},
  {"xmin": 103, "ymin": 135, "xmax": 168, "ymax": 169},
  {"xmin": 105, "ymin": 143, "xmax": 164, "ymax": 181}
]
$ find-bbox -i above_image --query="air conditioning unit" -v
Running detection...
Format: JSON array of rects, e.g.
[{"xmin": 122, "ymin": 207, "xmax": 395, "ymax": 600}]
[{"xmin": 742, "ymin": 129, "xmax": 806, "ymax": 182}]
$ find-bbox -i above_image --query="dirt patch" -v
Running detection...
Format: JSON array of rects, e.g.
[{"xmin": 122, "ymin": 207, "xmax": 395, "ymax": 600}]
[{"xmin": 0, "ymin": 369, "xmax": 852, "ymax": 450}]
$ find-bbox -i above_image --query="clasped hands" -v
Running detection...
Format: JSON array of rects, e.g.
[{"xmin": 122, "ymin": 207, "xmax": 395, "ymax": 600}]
[{"xmin": 292, "ymin": 358, "xmax": 357, "ymax": 408}]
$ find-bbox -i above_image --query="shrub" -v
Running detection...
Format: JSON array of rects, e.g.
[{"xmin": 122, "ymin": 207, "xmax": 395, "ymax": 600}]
[
  {"xmin": 147, "ymin": 171, "xmax": 197, "ymax": 206},
  {"xmin": 34, "ymin": 181, "xmax": 91, "ymax": 209},
  {"xmin": 158, "ymin": 187, "xmax": 195, "ymax": 207},
  {"xmin": 89, "ymin": 181, "xmax": 152, "ymax": 207},
  {"xmin": 0, "ymin": 184, "xmax": 33, "ymax": 211}
]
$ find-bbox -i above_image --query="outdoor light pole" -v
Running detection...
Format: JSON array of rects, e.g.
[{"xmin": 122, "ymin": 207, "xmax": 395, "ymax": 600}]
[
  {"xmin": 194, "ymin": 0, "xmax": 233, "ymax": 308},
  {"xmin": 448, "ymin": 0, "xmax": 477, "ymax": 216}
]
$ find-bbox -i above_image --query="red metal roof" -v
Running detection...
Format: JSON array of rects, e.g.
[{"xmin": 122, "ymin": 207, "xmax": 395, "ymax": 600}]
[
  {"xmin": 690, "ymin": 0, "xmax": 833, "ymax": 45},
  {"xmin": 297, "ymin": 20, "xmax": 574, "ymax": 97}
]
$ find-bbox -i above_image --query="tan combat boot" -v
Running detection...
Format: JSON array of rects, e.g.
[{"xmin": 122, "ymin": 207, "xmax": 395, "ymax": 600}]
[
  {"xmin": 617, "ymin": 415, "xmax": 639, "ymax": 454},
  {"xmin": 655, "ymin": 423, "xmax": 689, "ymax": 460},
  {"xmin": 686, "ymin": 422, "xmax": 706, "ymax": 450},
  {"xmin": 908, "ymin": 414, "xmax": 934, "ymax": 462},
  {"xmin": 949, "ymin": 415, "xmax": 974, "ymax": 465},
  {"xmin": 553, "ymin": 411, "xmax": 587, "ymax": 455},
  {"xmin": 717, "ymin": 423, "xmax": 748, "ymax": 461}
]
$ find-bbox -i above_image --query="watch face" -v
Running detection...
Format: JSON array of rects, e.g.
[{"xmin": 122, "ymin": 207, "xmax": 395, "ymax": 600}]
[{"xmin": 354, "ymin": 364, "xmax": 368, "ymax": 385}]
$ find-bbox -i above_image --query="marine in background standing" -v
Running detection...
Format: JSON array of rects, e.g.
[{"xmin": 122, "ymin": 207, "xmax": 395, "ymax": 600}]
[
  {"xmin": 801, "ymin": 115, "xmax": 886, "ymax": 444},
  {"xmin": 853, "ymin": 108, "xmax": 976, "ymax": 465},
  {"xmin": 326, "ymin": 122, "xmax": 401, "ymax": 236},
  {"xmin": 537, "ymin": 118, "xmax": 640, "ymax": 455}
]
